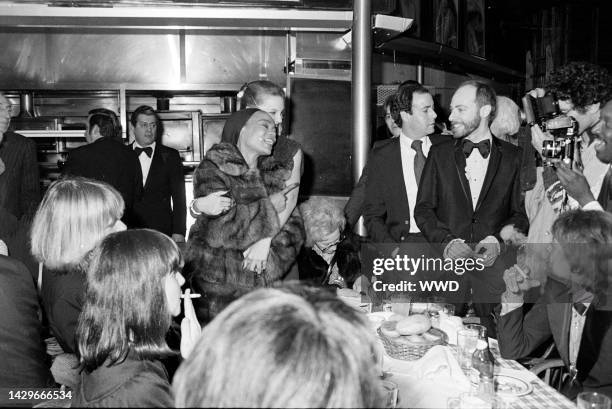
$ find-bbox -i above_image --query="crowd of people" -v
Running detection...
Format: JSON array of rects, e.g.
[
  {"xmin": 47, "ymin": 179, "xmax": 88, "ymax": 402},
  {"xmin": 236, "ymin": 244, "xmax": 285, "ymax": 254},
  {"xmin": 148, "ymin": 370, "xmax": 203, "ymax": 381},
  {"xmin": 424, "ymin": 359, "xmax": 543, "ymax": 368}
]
[{"xmin": 0, "ymin": 61, "xmax": 611, "ymax": 406}]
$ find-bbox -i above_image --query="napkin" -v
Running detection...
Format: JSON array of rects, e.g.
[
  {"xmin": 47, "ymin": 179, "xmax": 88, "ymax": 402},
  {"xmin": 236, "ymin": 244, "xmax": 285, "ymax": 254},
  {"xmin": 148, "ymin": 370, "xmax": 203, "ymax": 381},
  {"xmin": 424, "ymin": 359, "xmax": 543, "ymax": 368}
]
[
  {"xmin": 439, "ymin": 314, "xmax": 464, "ymax": 345},
  {"xmin": 383, "ymin": 346, "xmax": 472, "ymax": 409}
]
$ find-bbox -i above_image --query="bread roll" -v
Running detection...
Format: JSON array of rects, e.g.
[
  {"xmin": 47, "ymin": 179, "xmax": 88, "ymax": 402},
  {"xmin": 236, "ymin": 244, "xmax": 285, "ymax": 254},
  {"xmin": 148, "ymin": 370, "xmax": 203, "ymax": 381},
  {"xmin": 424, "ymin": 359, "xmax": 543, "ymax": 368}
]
[
  {"xmin": 396, "ymin": 314, "xmax": 431, "ymax": 336},
  {"xmin": 380, "ymin": 320, "xmax": 401, "ymax": 338}
]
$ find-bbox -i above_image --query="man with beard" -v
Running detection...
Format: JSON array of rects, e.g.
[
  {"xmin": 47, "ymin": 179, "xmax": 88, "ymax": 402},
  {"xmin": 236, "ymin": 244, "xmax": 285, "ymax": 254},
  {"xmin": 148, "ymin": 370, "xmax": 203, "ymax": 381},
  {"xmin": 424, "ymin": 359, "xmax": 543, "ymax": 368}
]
[
  {"xmin": 555, "ymin": 99, "xmax": 612, "ymax": 212},
  {"xmin": 414, "ymin": 81, "xmax": 528, "ymax": 334}
]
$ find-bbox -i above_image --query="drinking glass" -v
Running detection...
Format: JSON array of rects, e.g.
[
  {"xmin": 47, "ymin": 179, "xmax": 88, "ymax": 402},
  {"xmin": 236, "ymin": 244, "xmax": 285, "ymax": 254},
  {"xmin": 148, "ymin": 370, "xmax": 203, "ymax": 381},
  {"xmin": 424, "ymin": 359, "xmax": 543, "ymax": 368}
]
[
  {"xmin": 381, "ymin": 380, "xmax": 398, "ymax": 409},
  {"xmin": 457, "ymin": 328, "xmax": 479, "ymax": 371},
  {"xmin": 578, "ymin": 392, "xmax": 612, "ymax": 409},
  {"xmin": 465, "ymin": 324, "xmax": 487, "ymax": 340}
]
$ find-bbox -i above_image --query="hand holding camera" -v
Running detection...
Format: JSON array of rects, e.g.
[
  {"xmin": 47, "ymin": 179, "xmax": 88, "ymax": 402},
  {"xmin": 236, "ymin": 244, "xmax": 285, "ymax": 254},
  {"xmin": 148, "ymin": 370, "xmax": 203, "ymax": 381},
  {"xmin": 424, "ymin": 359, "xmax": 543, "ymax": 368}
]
[
  {"xmin": 523, "ymin": 88, "xmax": 581, "ymax": 169},
  {"xmin": 555, "ymin": 162, "xmax": 595, "ymax": 207}
]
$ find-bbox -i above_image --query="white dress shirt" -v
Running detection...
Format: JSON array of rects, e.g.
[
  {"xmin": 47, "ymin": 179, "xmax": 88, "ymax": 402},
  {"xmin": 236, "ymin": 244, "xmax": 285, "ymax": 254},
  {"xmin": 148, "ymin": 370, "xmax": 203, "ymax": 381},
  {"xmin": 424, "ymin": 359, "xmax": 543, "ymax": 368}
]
[
  {"xmin": 134, "ymin": 141, "xmax": 156, "ymax": 186},
  {"xmin": 399, "ymin": 133, "xmax": 432, "ymax": 233},
  {"xmin": 464, "ymin": 134, "xmax": 492, "ymax": 210}
]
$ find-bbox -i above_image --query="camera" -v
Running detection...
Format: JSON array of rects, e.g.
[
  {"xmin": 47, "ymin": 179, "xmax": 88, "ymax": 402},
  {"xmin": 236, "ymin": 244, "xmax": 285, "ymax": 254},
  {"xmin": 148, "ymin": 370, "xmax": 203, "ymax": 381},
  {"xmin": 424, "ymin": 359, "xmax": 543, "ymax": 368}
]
[{"xmin": 522, "ymin": 93, "xmax": 580, "ymax": 168}]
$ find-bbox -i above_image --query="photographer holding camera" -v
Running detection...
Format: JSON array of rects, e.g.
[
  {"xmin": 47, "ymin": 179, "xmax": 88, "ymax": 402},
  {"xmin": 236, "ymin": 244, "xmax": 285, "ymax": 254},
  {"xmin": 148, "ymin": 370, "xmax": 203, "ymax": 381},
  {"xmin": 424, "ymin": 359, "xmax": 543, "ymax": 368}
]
[
  {"xmin": 522, "ymin": 62, "xmax": 611, "ymax": 285},
  {"xmin": 555, "ymin": 99, "xmax": 612, "ymax": 212}
]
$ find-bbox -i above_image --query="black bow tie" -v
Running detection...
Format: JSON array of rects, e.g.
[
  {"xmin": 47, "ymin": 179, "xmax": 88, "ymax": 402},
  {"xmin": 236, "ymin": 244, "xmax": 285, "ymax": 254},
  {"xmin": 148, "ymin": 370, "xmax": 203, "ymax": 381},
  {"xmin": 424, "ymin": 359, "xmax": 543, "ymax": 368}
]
[
  {"xmin": 573, "ymin": 302, "xmax": 588, "ymax": 315},
  {"xmin": 134, "ymin": 146, "xmax": 153, "ymax": 158},
  {"xmin": 463, "ymin": 139, "xmax": 491, "ymax": 159}
]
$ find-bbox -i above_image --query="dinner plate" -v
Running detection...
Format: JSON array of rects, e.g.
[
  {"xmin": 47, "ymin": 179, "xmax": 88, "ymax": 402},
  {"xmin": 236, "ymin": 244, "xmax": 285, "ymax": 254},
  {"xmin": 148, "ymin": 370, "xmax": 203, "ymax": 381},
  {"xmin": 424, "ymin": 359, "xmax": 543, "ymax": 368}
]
[{"xmin": 494, "ymin": 373, "xmax": 533, "ymax": 396}]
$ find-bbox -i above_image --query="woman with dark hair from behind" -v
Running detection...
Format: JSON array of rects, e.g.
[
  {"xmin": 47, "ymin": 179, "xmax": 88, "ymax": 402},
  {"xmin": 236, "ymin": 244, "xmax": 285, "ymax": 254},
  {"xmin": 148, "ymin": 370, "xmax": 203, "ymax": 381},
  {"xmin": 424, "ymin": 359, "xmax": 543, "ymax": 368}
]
[
  {"xmin": 73, "ymin": 229, "xmax": 200, "ymax": 407},
  {"xmin": 173, "ymin": 283, "xmax": 384, "ymax": 408}
]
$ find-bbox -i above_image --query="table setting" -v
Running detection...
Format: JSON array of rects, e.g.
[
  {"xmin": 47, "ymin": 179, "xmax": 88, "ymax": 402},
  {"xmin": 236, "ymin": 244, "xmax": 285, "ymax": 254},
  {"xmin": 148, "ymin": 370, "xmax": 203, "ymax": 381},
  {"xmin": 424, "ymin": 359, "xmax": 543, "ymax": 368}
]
[{"xmin": 362, "ymin": 301, "xmax": 578, "ymax": 409}]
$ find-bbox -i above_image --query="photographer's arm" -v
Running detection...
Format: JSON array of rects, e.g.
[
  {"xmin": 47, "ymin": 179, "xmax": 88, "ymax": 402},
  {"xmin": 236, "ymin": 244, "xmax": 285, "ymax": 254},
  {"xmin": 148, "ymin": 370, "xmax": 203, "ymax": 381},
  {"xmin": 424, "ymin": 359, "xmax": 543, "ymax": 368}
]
[{"xmin": 555, "ymin": 163, "xmax": 603, "ymax": 210}]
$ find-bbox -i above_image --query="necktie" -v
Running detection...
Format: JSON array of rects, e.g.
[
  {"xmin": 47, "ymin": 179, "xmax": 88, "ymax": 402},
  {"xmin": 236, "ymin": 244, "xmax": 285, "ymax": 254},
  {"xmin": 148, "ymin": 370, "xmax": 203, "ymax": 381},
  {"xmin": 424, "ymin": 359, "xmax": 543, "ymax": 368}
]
[
  {"xmin": 463, "ymin": 139, "xmax": 491, "ymax": 159},
  {"xmin": 597, "ymin": 167, "xmax": 612, "ymax": 212},
  {"xmin": 134, "ymin": 146, "xmax": 153, "ymax": 158},
  {"xmin": 412, "ymin": 139, "xmax": 426, "ymax": 184}
]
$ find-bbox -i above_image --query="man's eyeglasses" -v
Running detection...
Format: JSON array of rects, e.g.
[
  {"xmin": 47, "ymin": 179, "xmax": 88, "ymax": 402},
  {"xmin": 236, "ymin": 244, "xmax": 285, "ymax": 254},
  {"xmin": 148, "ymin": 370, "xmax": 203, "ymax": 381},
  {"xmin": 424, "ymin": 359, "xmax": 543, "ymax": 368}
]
[{"xmin": 0, "ymin": 103, "xmax": 13, "ymax": 113}]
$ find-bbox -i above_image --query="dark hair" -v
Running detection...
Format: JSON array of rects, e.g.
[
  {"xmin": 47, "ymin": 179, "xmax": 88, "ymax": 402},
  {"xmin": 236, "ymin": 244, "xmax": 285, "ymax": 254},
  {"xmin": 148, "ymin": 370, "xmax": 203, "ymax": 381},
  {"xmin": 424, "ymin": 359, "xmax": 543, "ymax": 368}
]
[
  {"xmin": 130, "ymin": 105, "xmax": 159, "ymax": 127},
  {"xmin": 130, "ymin": 105, "xmax": 161, "ymax": 141},
  {"xmin": 173, "ymin": 283, "xmax": 384, "ymax": 408},
  {"xmin": 391, "ymin": 83, "xmax": 430, "ymax": 127},
  {"xmin": 220, "ymin": 108, "xmax": 261, "ymax": 145},
  {"xmin": 546, "ymin": 62, "xmax": 612, "ymax": 112},
  {"xmin": 459, "ymin": 80, "xmax": 497, "ymax": 124},
  {"xmin": 77, "ymin": 229, "xmax": 183, "ymax": 372},
  {"xmin": 88, "ymin": 108, "xmax": 121, "ymax": 141},
  {"xmin": 237, "ymin": 80, "xmax": 285, "ymax": 110},
  {"xmin": 552, "ymin": 210, "xmax": 612, "ymax": 302}
]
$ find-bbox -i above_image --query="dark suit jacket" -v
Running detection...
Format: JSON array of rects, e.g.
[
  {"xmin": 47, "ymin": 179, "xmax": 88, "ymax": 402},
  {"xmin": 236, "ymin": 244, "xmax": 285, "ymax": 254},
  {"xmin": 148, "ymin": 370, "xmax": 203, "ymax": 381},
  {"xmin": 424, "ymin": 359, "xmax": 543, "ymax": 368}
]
[
  {"xmin": 133, "ymin": 143, "xmax": 187, "ymax": 237},
  {"xmin": 598, "ymin": 167, "xmax": 612, "ymax": 212},
  {"xmin": 0, "ymin": 131, "xmax": 40, "ymax": 221},
  {"xmin": 63, "ymin": 137, "xmax": 143, "ymax": 227},
  {"xmin": 498, "ymin": 279, "xmax": 612, "ymax": 398},
  {"xmin": 363, "ymin": 134, "xmax": 449, "ymax": 243},
  {"xmin": 0, "ymin": 255, "xmax": 54, "ymax": 388},
  {"xmin": 344, "ymin": 138, "xmax": 396, "ymax": 228},
  {"xmin": 414, "ymin": 136, "xmax": 528, "ymax": 246}
]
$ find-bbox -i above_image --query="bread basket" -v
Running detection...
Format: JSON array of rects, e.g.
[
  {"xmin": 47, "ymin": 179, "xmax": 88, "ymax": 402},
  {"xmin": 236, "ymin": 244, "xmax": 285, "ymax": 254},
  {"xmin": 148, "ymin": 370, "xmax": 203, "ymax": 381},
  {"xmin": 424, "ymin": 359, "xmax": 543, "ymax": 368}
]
[{"xmin": 377, "ymin": 327, "xmax": 447, "ymax": 361}]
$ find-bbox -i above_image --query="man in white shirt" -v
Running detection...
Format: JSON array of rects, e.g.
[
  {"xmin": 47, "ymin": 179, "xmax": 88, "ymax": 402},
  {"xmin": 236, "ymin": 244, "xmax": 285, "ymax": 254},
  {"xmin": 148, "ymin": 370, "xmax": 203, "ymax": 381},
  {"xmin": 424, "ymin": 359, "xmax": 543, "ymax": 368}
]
[
  {"xmin": 363, "ymin": 83, "xmax": 447, "ymax": 244},
  {"xmin": 130, "ymin": 105, "xmax": 186, "ymax": 243},
  {"xmin": 414, "ymin": 81, "xmax": 528, "ymax": 332}
]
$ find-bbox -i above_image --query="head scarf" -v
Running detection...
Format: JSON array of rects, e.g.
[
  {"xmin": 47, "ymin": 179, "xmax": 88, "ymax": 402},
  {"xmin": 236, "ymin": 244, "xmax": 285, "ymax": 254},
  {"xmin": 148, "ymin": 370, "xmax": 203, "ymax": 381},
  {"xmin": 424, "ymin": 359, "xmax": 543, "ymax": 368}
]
[{"xmin": 221, "ymin": 108, "xmax": 261, "ymax": 145}]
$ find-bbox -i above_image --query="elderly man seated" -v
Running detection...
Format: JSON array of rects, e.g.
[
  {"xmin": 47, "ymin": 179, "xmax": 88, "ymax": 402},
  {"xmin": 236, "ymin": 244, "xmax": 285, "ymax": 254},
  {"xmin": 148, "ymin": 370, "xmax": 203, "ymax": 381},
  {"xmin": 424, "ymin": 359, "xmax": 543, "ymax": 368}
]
[{"xmin": 497, "ymin": 210, "xmax": 612, "ymax": 399}]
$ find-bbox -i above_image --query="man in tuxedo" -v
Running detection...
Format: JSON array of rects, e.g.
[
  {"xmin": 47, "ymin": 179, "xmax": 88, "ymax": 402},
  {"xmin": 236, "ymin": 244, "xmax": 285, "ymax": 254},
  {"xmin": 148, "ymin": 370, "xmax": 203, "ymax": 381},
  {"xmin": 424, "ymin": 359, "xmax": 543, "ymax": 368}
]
[
  {"xmin": 555, "ymin": 99, "xmax": 612, "ymax": 213},
  {"xmin": 131, "ymin": 105, "xmax": 186, "ymax": 243},
  {"xmin": 498, "ymin": 210, "xmax": 612, "ymax": 399},
  {"xmin": 363, "ymin": 83, "xmax": 448, "ymax": 244},
  {"xmin": 414, "ymin": 81, "xmax": 528, "ymax": 330},
  {"xmin": 63, "ymin": 108, "xmax": 142, "ymax": 227}
]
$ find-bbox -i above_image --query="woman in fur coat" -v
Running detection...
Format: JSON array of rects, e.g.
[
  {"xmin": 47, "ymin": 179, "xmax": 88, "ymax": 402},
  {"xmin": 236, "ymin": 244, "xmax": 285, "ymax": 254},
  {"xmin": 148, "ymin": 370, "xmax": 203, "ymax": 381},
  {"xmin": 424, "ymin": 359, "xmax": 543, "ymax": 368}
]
[{"xmin": 184, "ymin": 108, "xmax": 304, "ymax": 323}]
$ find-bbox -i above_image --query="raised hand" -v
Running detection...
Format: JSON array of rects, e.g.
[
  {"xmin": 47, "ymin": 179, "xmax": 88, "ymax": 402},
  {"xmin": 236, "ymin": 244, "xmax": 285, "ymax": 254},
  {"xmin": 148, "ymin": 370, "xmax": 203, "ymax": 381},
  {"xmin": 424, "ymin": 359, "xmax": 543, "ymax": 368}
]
[{"xmin": 180, "ymin": 289, "xmax": 202, "ymax": 359}]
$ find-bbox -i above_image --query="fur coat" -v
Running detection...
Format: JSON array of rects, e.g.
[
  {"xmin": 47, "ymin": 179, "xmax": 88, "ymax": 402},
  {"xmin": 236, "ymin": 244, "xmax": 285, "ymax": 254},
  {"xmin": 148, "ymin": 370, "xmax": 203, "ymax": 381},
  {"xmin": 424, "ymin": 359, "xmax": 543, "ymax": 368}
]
[{"xmin": 184, "ymin": 142, "xmax": 304, "ymax": 323}]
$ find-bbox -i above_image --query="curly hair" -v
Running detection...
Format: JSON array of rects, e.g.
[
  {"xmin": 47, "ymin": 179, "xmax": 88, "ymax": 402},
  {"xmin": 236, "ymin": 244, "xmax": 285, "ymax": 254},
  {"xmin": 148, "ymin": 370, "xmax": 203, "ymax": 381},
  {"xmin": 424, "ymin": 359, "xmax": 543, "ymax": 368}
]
[
  {"xmin": 546, "ymin": 62, "xmax": 612, "ymax": 111},
  {"xmin": 299, "ymin": 197, "xmax": 346, "ymax": 247}
]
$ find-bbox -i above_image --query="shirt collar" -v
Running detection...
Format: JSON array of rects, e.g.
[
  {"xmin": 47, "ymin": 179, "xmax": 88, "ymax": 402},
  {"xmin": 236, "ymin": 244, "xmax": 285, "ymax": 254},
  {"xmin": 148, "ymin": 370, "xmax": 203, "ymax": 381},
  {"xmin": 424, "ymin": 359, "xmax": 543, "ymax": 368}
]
[
  {"xmin": 134, "ymin": 141, "xmax": 156, "ymax": 151},
  {"xmin": 400, "ymin": 132, "xmax": 432, "ymax": 155},
  {"xmin": 465, "ymin": 131, "xmax": 493, "ymax": 144}
]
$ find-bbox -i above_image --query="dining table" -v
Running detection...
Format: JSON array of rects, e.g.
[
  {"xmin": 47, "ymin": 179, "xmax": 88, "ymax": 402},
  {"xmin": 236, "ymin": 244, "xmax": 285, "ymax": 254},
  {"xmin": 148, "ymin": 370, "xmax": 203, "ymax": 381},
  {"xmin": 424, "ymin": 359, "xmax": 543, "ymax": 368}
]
[{"xmin": 373, "ymin": 319, "xmax": 577, "ymax": 409}]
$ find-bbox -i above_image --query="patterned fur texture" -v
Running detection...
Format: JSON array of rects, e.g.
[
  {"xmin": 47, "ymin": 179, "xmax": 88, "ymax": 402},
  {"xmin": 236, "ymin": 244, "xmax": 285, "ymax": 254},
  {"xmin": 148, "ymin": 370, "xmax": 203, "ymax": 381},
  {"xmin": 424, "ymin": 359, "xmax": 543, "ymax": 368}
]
[{"xmin": 184, "ymin": 142, "xmax": 304, "ymax": 323}]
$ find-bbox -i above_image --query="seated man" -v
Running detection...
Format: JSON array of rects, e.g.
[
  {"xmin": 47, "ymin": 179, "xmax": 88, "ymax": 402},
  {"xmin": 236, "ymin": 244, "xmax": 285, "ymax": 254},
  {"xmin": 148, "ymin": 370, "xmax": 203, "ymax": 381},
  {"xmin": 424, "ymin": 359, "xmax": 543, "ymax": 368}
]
[{"xmin": 497, "ymin": 210, "xmax": 612, "ymax": 399}]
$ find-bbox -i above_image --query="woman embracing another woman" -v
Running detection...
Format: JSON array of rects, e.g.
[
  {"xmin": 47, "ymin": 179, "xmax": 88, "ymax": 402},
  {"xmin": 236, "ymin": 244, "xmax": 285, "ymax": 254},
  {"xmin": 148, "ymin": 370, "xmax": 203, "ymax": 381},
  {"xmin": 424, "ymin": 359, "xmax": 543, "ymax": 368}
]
[{"xmin": 184, "ymin": 108, "xmax": 304, "ymax": 324}]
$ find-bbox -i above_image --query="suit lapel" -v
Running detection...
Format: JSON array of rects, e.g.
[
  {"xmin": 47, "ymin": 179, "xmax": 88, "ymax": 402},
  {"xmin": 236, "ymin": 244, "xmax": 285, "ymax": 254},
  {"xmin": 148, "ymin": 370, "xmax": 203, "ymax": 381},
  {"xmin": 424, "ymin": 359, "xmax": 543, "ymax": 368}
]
[
  {"xmin": 453, "ymin": 140, "xmax": 473, "ymax": 208},
  {"xmin": 475, "ymin": 138, "xmax": 501, "ymax": 212},
  {"xmin": 144, "ymin": 146, "xmax": 163, "ymax": 191},
  {"xmin": 391, "ymin": 141, "xmax": 410, "ymax": 213},
  {"xmin": 547, "ymin": 284, "xmax": 572, "ymax": 365}
]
